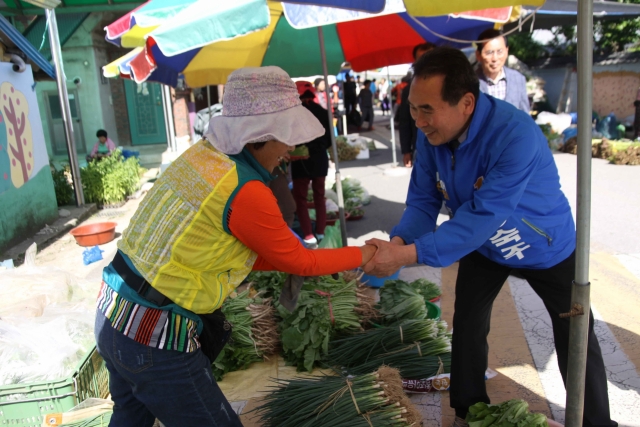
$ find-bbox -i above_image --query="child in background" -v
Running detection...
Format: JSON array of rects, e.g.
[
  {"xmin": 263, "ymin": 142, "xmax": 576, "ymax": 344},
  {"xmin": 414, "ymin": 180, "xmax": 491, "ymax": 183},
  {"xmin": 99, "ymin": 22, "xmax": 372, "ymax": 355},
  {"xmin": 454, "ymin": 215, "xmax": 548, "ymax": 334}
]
[{"xmin": 87, "ymin": 129, "xmax": 116, "ymax": 162}]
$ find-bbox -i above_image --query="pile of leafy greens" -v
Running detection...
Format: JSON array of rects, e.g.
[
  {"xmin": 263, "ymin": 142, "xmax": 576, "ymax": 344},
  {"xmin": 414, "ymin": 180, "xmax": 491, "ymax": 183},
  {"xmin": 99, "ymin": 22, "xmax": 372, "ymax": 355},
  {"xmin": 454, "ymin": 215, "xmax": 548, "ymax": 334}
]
[
  {"xmin": 466, "ymin": 400, "xmax": 548, "ymax": 427},
  {"xmin": 279, "ymin": 274, "xmax": 362, "ymax": 372},
  {"xmin": 377, "ymin": 280, "xmax": 440, "ymax": 324}
]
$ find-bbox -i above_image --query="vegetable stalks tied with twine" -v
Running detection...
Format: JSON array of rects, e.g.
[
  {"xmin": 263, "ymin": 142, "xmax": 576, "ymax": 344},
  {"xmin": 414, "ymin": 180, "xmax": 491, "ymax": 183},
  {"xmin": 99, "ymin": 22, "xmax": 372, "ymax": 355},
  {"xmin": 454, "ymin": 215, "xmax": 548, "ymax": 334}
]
[
  {"xmin": 328, "ymin": 319, "xmax": 452, "ymax": 379},
  {"xmin": 255, "ymin": 366, "xmax": 422, "ymax": 427},
  {"xmin": 212, "ymin": 290, "xmax": 279, "ymax": 380}
]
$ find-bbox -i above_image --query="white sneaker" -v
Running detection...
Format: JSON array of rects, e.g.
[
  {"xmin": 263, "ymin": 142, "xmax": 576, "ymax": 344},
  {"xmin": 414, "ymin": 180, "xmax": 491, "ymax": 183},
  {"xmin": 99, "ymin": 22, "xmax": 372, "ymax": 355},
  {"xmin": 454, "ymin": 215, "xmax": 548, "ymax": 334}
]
[{"xmin": 303, "ymin": 237, "xmax": 318, "ymax": 249}]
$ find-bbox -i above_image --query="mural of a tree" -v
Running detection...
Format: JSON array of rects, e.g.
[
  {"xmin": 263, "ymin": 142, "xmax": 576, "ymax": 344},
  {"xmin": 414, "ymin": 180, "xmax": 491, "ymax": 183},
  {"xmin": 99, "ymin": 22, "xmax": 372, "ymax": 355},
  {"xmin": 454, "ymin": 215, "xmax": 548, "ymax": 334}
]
[
  {"xmin": 0, "ymin": 82, "xmax": 33, "ymax": 188},
  {"xmin": 0, "ymin": 112, "xmax": 10, "ymax": 195}
]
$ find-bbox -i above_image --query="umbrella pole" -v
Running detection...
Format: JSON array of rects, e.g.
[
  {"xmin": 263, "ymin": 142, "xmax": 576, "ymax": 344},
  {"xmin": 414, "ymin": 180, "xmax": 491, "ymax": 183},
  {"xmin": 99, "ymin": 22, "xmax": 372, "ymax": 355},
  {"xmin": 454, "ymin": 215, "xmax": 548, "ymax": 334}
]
[
  {"xmin": 318, "ymin": 26, "xmax": 348, "ymax": 247},
  {"xmin": 47, "ymin": 8, "xmax": 84, "ymax": 207},
  {"xmin": 565, "ymin": 1, "xmax": 594, "ymax": 426},
  {"xmin": 387, "ymin": 67, "xmax": 398, "ymax": 167}
]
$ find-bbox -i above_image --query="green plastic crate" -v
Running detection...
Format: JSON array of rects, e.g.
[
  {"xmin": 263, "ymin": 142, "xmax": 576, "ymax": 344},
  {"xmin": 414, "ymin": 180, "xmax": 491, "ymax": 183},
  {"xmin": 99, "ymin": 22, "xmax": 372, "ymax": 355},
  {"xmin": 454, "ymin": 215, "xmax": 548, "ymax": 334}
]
[{"xmin": 0, "ymin": 346, "xmax": 109, "ymax": 427}]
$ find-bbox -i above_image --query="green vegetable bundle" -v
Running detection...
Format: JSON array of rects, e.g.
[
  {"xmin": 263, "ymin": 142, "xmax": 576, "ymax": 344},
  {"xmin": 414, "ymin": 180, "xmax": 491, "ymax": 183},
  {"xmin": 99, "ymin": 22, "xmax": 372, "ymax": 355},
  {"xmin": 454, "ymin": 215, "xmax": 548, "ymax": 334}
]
[
  {"xmin": 330, "ymin": 137, "xmax": 360, "ymax": 161},
  {"xmin": 377, "ymin": 280, "xmax": 434, "ymax": 324},
  {"xmin": 255, "ymin": 366, "xmax": 422, "ymax": 427},
  {"xmin": 328, "ymin": 320, "xmax": 451, "ymax": 379},
  {"xmin": 279, "ymin": 275, "xmax": 363, "ymax": 372},
  {"xmin": 409, "ymin": 278, "xmax": 442, "ymax": 301},
  {"xmin": 332, "ymin": 177, "xmax": 370, "ymax": 205},
  {"xmin": 466, "ymin": 400, "xmax": 548, "ymax": 427},
  {"xmin": 246, "ymin": 271, "xmax": 287, "ymax": 300},
  {"xmin": 212, "ymin": 290, "xmax": 279, "ymax": 380}
]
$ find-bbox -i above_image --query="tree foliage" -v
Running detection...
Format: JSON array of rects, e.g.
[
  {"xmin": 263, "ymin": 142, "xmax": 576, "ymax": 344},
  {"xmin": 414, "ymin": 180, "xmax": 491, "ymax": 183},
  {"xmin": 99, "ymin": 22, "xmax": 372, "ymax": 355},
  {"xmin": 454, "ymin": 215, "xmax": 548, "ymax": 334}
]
[
  {"xmin": 546, "ymin": 0, "xmax": 640, "ymax": 56},
  {"xmin": 596, "ymin": 16, "xmax": 640, "ymax": 54},
  {"xmin": 508, "ymin": 31, "xmax": 545, "ymax": 62},
  {"xmin": 548, "ymin": 25, "xmax": 578, "ymax": 56}
]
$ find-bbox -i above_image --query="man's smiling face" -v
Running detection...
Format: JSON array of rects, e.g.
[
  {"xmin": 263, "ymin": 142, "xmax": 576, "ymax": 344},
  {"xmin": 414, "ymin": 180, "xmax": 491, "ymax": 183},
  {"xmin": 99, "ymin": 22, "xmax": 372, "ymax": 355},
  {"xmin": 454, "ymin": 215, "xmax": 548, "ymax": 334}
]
[{"xmin": 408, "ymin": 74, "xmax": 475, "ymax": 146}]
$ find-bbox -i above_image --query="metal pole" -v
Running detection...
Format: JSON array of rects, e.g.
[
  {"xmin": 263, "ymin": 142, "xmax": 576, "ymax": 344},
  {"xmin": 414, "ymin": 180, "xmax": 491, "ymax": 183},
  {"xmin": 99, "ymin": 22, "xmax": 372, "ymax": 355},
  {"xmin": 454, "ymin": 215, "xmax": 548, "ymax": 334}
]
[
  {"xmin": 387, "ymin": 67, "xmax": 398, "ymax": 167},
  {"xmin": 318, "ymin": 26, "xmax": 347, "ymax": 247},
  {"xmin": 207, "ymin": 85, "xmax": 211, "ymax": 110},
  {"xmin": 565, "ymin": 1, "xmax": 593, "ymax": 426},
  {"xmin": 47, "ymin": 9, "xmax": 84, "ymax": 206},
  {"xmin": 161, "ymin": 85, "xmax": 176, "ymax": 152}
]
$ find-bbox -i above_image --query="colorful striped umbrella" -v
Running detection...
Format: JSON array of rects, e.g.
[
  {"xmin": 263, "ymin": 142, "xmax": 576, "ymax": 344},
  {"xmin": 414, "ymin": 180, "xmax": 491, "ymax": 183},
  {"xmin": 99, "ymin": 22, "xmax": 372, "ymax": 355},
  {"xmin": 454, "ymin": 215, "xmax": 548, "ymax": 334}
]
[
  {"xmin": 103, "ymin": 0, "xmax": 536, "ymax": 87},
  {"xmin": 103, "ymin": 0, "xmax": 386, "ymax": 49}
]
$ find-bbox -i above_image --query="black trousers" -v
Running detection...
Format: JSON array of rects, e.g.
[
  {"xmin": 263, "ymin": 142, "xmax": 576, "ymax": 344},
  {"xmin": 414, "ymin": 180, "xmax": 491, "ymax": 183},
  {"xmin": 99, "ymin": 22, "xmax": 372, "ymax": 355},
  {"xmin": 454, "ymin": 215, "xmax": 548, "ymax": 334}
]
[{"xmin": 450, "ymin": 251, "xmax": 616, "ymax": 426}]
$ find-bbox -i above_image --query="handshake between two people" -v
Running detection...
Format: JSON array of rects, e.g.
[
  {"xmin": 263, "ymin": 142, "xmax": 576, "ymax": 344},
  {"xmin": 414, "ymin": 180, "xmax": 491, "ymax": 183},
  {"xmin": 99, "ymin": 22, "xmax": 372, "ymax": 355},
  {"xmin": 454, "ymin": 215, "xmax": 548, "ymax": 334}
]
[{"xmin": 359, "ymin": 236, "xmax": 418, "ymax": 277}]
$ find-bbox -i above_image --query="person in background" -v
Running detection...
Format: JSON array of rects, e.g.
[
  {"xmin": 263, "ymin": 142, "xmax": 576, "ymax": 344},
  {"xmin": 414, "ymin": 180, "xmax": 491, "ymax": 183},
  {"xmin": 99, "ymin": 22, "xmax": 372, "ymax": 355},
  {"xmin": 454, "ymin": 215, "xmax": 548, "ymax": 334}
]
[
  {"xmin": 292, "ymin": 81, "xmax": 332, "ymax": 249},
  {"xmin": 87, "ymin": 129, "xmax": 116, "ymax": 162},
  {"xmin": 268, "ymin": 163, "xmax": 296, "ymax": 228},
  {"xmin": 344, "ymin": 74, "xmax": 357, "ymax": 115},
  {"xmin": 475, "ymin": 28, "xmax": 530, "ymax": 113},
  {"xmin": 391, "ymin": 78, "xmax": 406, "ymax": 122},
  {"xmin": 398, "ymin": 42, "xmax": 436, "ymax": 167},
  {"xmin": 362, "ymin": 47, "xmax": 616, "ymax": 427},
  {"xmin": 94, "ymin": 66, "xmax": 377, "ymax": 427},
  {"xmin": 358, "ymin": 79, "xmax": 375, "ymax": 131},
  {"xmin": 330, "ymin": 83, "xmax": 341, "ymax": 112},
  {"xmin": 314, "ymin": 77, "xmax": 328, "ymax": 110},
  {"xmin": 369, "ymin": 79, "xmax": 377, "ymax": 101},
  {"xmin": 378, "ymin": 78, "xmax": 390, "ymax": 115}
]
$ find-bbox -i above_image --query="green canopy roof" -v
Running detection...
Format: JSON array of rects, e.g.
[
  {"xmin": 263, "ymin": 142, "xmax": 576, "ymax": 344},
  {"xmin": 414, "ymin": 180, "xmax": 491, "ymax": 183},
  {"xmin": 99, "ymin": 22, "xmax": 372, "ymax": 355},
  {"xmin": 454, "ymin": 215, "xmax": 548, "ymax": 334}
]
[{"xmin": 0, "ymin": 1, "xmax": 144, "ymax": 16}]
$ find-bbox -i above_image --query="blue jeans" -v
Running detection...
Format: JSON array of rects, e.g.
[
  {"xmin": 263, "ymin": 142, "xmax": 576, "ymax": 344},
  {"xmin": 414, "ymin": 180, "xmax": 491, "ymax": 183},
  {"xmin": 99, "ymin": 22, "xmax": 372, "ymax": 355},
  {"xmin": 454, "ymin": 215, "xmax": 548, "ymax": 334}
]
[{"xmin": 94, "ymin": 312, "xmax": 243, "ymax": 427}]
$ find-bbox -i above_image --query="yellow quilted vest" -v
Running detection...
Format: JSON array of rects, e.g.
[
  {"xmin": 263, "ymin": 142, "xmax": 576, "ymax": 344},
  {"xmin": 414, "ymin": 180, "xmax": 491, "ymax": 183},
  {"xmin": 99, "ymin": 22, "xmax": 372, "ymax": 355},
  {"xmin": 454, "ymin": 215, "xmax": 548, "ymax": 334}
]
[{"xmin": 117, "ymin": 140, "xmax": 268, "ymax": 313}]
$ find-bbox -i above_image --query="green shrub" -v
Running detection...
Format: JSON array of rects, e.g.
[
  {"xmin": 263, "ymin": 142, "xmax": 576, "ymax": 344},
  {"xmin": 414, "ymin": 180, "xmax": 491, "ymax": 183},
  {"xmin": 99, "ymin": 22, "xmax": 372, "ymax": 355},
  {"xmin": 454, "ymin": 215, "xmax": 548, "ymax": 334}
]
[
  {"xmin": 80, "ymin": 150, "xmax": 143, "ymax": 207},
  {"xmin": 50, "ymin": 163, "xmax": 74, "ymax": 206}
]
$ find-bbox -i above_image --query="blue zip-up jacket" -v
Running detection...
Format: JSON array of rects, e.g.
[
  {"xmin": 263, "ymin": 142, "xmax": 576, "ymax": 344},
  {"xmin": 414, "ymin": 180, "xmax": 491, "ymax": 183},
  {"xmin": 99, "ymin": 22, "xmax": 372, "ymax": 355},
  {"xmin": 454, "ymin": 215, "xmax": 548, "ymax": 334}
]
[{"xmin": 391, "ymin": 93, "xmax": 575, "ymax": 269}]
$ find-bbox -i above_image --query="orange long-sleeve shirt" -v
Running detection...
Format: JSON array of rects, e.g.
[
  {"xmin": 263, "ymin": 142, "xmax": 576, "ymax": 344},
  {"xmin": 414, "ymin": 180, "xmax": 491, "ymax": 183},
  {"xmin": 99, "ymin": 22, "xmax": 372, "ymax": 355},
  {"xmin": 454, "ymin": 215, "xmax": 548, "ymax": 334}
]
[{"xmin": 229, "ymin": 181, "xmax": 361, "ymax": 275}]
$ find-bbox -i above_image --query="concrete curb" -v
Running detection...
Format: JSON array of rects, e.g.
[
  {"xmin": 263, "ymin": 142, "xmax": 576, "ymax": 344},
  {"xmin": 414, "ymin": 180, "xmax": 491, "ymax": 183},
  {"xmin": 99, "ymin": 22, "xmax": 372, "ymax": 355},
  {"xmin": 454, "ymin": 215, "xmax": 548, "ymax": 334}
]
[{"xmin": 1, "ymin": 203, "xmax": 98, "ymax": 265}]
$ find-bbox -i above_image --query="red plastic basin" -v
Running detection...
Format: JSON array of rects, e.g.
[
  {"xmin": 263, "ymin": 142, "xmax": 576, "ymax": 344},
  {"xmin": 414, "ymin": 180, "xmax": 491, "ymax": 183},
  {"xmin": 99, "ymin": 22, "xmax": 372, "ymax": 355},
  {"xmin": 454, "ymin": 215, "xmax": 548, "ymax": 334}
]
[{"xmin": 70, "ymin": 222, "xmax": 117, "ymax": 247}]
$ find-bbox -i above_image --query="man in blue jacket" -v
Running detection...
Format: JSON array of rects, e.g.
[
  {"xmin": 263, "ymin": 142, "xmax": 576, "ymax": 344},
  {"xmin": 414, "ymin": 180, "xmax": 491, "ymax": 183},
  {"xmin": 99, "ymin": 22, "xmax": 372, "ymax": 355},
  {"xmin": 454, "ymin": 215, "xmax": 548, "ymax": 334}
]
[
  {"xmin": 364, "ymin": 47, "xmax": 616, "ymax": 427},
  {"xmin": 476, "ymin": 29, "xmax": 530, "ymax": 113}
]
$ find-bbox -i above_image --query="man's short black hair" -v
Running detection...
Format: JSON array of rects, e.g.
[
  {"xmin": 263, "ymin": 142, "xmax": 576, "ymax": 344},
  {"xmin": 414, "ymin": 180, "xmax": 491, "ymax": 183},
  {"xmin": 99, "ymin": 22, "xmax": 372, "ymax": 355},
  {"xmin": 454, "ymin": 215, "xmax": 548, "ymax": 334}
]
[
  {"xmin": 476, "ymin": 28, "xmax": 508, "ymax": 52},
  {"xmin": 96, "ymin": 129, "xmax": 107, "ymax": 138},
  {"xmin": 363, "ymin": 79, "xmax": 371, "ymax": 86},
  {"xmin": 413, "ymin": 46, "xmax": 479, "ymax": 106},
  {"xmin": 412, "ymin": 42, "xmax": 436, "ymax": 61}
]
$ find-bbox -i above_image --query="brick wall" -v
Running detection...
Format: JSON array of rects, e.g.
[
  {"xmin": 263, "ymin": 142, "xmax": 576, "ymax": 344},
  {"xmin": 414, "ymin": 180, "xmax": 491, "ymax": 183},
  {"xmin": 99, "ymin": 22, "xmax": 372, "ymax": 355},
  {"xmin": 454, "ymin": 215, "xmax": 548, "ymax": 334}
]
[
  {"xmin": 108, "ymin": 79, "xmax": 131, "ymax": 146},
  {"xmin": 105, "ymin": 48, "xmax": 132, "ymax": 146},
  {"xmin": 172, "ymin": 88, "xmax": 191, "ymax": 138}
]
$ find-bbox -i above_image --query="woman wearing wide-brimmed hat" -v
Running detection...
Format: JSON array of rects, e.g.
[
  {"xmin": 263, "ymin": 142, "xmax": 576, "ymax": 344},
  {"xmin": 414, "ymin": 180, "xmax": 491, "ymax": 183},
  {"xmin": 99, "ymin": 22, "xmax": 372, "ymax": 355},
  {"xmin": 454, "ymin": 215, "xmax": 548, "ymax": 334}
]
[{"xmin": 94, "ymin": 66, "xmax": 376, "ymax": 427}]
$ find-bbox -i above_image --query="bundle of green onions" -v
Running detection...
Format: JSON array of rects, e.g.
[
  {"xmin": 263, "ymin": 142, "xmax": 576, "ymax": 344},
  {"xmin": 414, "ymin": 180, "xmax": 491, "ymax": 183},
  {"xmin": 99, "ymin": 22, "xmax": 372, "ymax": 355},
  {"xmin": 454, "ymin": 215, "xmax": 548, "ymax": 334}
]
[
  {"xmin": 255, "ymin": 366, "xmax": 422, "ymax": 427},
  {"xmin": 409, "ymin": 278, "xmax": 442, "ymax": 301},
  {"xmin": 328, "ymin": 319, "xmax": 452, "ymax": 379},
  {"xmin": 377, "ymin": 280, "xmax": 439, "ymax": 324},
  {"xmin": 279, "ymin": 274, "xmax": 363, "ymax": 372},
  {"xmin": 212, "ymin": 290, "xmax": 279, "ymax": 380},
  {"xmin": 343, "ymin": 270, "xmax": 379, "ymax": 327}
]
